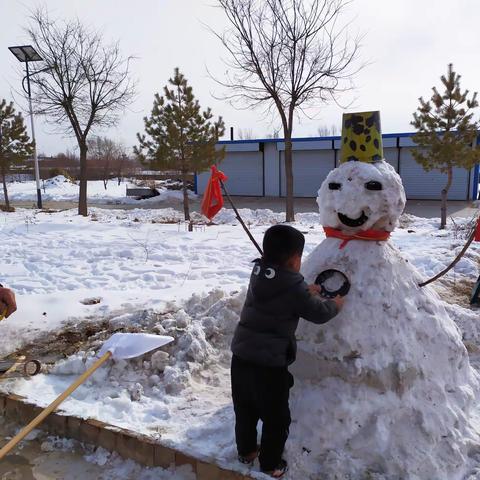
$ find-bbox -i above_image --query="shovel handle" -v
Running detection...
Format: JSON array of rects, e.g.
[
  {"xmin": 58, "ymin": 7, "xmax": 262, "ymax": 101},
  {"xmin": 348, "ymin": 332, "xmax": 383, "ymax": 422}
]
[{"xmin": 0, "ymin": 351, "xmax": 112, "ymax": 460}]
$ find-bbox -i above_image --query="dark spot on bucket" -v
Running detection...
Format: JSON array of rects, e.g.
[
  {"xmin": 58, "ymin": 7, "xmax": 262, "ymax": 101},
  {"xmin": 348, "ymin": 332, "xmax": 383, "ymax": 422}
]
[{"xmin": 353, "ymin": 124, "xmax": 364, "ymax": 135}]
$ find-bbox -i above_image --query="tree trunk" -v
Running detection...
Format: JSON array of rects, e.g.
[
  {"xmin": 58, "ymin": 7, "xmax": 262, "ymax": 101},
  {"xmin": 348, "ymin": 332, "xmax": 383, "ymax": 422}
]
[
  {"xmin": 1, "ymin": 169, "xmax": 10, "ymax": 212},
  {"xmin": 78, "ymin": 143, "xmax": 88, "ymax": 216},
  {"xmin": 440, "ymin": 167, "xmax": 453, "ymax": 229},
  {"xmin": 284, "ymin": 135, "xmax": 295, "ymax": 222},
  {"xmin": 182, "ymin": 170, "xmax": 190, "ymax": 222}
]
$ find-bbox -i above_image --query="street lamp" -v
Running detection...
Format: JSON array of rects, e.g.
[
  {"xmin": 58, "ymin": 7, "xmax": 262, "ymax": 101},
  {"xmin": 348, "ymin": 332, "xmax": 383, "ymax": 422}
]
[{"xmin": 8, "ymin": 45, "xmax": 44, "ymax": 209}]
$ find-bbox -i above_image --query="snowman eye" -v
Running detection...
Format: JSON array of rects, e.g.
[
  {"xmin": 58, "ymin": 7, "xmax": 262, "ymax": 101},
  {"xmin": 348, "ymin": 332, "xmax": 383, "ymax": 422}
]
[
  {"xmin": 265, "ymin": 268, "xmax": 276, "ymax": 279},
  {"xmin": 253, "ymin": 265, "xmax": 261, "ymax": 275},
  {"xmin": 365, "ymin": 181, "xmax": 382, "ymax": 191},
  {"xmin": 328, "ymin": 182, "xmax": 342, "ymax": 190}
]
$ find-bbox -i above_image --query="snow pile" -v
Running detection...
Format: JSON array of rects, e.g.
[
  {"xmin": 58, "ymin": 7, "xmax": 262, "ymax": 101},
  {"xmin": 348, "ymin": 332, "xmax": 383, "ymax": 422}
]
[
  {"xmin": 84, "ymin": 447, "xmax": 196, "ymax": 480},
  {"xmin": 212, "ymin": 207, "xmax": 323, "ymax": 227},
  {"xmin": 8, "ymin": 289, "xmax": 246, "ymax": 462},
  {"xmin": 0, "ymin": 204, "xmax": 478, "ymax": 479},
  {"xmin": 37, "ymin": 435, "xmax": 195, "ymax": 479},
  {"xmin": 292, "ymin": 160, "xmax": 480, "ymax": 479},
  {"xmin": 294, "ymin": 239, "xmax": 480, "ymax": 479},
  {"xmin": 44, "ymin": 174, "xmax": 75, "ymax": 187}
]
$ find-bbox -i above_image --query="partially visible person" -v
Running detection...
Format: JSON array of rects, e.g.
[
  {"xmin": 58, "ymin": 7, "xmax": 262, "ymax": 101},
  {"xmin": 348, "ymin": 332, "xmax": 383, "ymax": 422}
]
[
  {"xmin": 230, "ymin": 225, "xmax": 344, "ymax": 478},
  {"xmin": 0, "ymin": 285, "xmax": 17, "ymax": 318}
]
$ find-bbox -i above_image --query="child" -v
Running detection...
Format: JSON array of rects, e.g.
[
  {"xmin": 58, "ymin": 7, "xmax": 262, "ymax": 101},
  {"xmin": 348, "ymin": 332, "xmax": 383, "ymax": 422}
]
[{"xmin": 231, "ymin": 225, "xmax": 344, "ymax": 478}]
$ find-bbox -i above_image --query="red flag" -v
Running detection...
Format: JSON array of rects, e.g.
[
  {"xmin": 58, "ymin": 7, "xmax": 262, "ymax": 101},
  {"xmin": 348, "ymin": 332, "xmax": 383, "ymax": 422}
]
[
  {"xmin": 475, "ymin": 218, "xmax": 480, "ymax": 242},
  {"xmin": 201, "ymin": 166, "xmax": 228, "ymax": 220}
]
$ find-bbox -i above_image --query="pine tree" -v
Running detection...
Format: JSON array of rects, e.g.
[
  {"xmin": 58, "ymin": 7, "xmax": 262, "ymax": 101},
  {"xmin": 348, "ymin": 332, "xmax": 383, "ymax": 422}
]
[
  {"xmin": 0, "ymin": 100, "xmax": 33, "ymax": 211},
  {"xmin": 411, "ymin": 64, "xmax": 480, "ymax": 229},
  {"xmin": 135, "ymin": 68, "xmax": 225, "ymax": 221}
]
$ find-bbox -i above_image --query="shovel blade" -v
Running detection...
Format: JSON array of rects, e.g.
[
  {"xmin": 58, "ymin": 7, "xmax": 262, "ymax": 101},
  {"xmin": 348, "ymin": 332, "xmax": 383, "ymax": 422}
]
[{"xmin": 98, "ymin": 333, "xmax": 174, "ymax": 360}]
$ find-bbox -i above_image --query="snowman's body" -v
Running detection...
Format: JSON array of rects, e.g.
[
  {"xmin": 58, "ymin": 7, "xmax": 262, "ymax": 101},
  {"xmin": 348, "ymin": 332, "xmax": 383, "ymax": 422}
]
[{"xmin": 291, "ymin": 161, "xmax": 480, "ymax": 479}]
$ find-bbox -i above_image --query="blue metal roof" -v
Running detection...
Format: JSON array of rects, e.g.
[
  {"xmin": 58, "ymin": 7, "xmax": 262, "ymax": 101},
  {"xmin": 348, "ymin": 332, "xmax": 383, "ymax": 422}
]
[
  {"xmin": 217, "ymin": 132, "xmax": 419, "ymax": 145},
  {"xmin": 218, "ymin": 131, "xmax": 480, "ymax": 145}
]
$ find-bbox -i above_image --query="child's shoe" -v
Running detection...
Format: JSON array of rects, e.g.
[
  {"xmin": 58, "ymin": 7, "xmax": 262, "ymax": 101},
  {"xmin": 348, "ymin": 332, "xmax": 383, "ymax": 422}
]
[
  {"xmin": 261, "ymin": 459, "xmax": 288, "ymax": 478},
  {"xmin": 238, "ymin": 447, "xmax": 259, "ymax": 465}
]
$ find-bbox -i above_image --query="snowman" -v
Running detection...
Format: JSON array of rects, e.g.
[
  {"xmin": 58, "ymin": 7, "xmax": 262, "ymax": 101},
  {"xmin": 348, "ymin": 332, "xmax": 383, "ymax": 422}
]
[{"xmin": 290, "ymin": 112, "xmax": 480, "ymax": 480}]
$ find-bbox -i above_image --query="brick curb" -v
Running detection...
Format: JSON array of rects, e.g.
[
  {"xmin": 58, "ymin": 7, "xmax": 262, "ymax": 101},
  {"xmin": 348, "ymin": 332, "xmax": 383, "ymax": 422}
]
[{"xmin": 0, "ymin": 393, "xmax": 252, "ymax": 480}]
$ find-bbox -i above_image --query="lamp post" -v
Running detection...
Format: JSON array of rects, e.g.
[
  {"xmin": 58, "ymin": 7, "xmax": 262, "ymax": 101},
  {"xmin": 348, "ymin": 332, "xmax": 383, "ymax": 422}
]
[{"xmin": 8, "ymin": 45, "xmax": 44, "ymax": 209}]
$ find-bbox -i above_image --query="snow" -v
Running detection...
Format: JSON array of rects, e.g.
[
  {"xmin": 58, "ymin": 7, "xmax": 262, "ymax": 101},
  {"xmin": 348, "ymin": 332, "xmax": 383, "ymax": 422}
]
[
  {"xmin": 0, "ymin": 175, "xmax": 195, "ymax": 205},
  {"xmin": 0, "ymin": 200, "xmax": 479, "ymax": 479},
  {"xmin": 296, "ymin": 160, "xmax": 480, "ymax": 479},
  {"xmin": 38, "ymin": 435, "xmax": 196, "ymax": 479},
  {"xmin": 317, "ymin": 161, "xmax": 406, "ymax": 232},
  {"xmin": 297, "ymin": 237, "xmax": 479, "ymax": 479}
]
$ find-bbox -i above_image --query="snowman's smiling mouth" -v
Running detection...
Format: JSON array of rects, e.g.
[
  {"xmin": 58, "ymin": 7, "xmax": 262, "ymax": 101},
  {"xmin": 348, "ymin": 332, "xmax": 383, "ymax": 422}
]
[{"xmin": 338, "ymin": 211, "xmax": 369, "ymax": 227}]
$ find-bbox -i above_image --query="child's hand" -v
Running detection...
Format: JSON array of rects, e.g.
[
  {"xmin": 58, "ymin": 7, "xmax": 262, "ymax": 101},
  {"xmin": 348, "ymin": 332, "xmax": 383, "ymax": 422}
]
[
  {"xmin": 332, "ymin": 295, "xmax": 345, "ymax": 310},
  {"xmin": 307, "ymin": 284, "xmax": 322, "ymax": 296}
]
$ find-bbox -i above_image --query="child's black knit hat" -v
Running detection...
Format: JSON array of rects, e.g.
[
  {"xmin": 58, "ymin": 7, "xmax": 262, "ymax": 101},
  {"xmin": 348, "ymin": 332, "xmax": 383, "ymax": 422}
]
[{"xmin": 263, "ymin": 225, "xmax": 305, "ymax": 266}]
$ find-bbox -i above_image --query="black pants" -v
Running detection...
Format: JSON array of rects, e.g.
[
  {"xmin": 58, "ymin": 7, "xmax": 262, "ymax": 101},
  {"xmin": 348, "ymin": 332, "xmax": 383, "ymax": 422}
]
[{"xmin": 231, "ymin": 355, "xmax": 293, "ymax": 471}]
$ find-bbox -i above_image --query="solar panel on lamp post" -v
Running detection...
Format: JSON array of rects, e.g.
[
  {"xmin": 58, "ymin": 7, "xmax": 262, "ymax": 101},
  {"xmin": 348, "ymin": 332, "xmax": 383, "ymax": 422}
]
[{"xmin": 8, "ymin": 45, "xmax": 44, "ymax": 209}]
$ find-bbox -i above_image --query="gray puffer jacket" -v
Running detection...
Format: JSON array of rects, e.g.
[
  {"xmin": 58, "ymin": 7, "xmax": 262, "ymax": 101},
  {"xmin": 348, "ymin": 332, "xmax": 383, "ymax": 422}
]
[{"xmin": 231, "ymin": 259, "xmax": 338, "ymax": 367}]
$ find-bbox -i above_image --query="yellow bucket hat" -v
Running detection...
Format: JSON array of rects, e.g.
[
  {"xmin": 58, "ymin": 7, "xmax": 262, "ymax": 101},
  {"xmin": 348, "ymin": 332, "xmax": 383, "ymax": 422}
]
[{"xmin": 340, "ymin": 111, "xmax": 383, "ymax": 163}]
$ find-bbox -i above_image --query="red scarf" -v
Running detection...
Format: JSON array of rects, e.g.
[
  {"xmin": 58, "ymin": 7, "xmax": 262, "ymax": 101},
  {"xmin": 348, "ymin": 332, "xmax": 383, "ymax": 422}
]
[{"xmin": 324, "ymin": 226, "xmax": 391, "ymax": 249}]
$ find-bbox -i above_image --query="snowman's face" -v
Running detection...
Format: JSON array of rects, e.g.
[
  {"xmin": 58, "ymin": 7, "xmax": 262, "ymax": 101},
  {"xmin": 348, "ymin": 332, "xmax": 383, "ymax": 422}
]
[{"xmin": 317, "ymin": 160, "xmax": 406, "ymax": 232}]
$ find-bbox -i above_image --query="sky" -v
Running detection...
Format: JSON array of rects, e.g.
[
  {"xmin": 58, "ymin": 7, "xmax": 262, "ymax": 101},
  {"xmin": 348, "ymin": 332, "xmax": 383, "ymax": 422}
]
[{"xmin": 1, "ymin": 0, "xmax": 480, "ymax": 156}]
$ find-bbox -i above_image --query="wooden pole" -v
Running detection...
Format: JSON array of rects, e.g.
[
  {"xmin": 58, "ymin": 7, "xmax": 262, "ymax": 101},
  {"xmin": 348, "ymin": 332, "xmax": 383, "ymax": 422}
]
[
  {"xmin": 219, "ymin": 179, "xmax": 263, "ymax": 256},
  {"xmin": 0, "ymin": 351, "xmax": 112, "ymax": 460},
  {"xmin": 0, "ymin": 356, "xmax": 26, "ymax": 381}
]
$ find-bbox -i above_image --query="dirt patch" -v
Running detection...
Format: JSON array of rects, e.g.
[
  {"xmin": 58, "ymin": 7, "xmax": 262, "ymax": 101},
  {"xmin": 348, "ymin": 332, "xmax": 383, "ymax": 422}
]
[
  {"xmin": 433, "ymin": 276, "xmax": 476, "ymax": 307},
  {"xmin": 79, "ymin": 297, "xmax": 102, "ymax": 305},
  {"xmin": 398, "ymin": 213, "xmax": 417, "ymax": 229},
  {"xmin": 5, "ymin": 318, "xmax": 143, "ymax": 364}
]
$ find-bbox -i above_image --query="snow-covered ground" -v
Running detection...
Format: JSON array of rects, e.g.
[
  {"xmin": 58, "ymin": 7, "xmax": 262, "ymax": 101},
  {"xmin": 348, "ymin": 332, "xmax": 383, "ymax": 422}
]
[
  {"xmin": 0, "ymin": 206, "xmax": 479, "ymax": 479},
  {"xmin": 0, "ymin": 175, "xmax": 195, "ymax": 205}
]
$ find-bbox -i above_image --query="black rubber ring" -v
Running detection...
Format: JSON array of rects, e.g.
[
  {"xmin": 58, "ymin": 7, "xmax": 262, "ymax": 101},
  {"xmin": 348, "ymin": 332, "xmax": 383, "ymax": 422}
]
[
  {"xmin": 314, "ymin": 269, "xmax": 351, "ymax": 298},
  {"xmin": 24, "ymin": 360, "xmax": 42, "ymax": 377}
]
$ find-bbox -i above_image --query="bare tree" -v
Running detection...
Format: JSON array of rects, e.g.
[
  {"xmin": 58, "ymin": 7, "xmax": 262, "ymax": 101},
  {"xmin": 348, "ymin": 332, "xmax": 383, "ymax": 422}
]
[
  {"xmin": 26, "ymin": 9, "xmax": 135, "ymax": 215},
  {"xmin": 238, "ymin": 128, "xmax": 255, "ymax": 139},
  {"xmin": 87, "ymin": 136, "xmax": 126, "ymax": 189},
  {"xmin": 213, "ymin": 0, "xmax": 361, "ymax": 221},
  {"xmin": 115, "ymin": 153, "xmax": 127, "ymax": 185},
  {"xmin": 266, "ymin": 128, "xmax": 281, "ymax": 139},
  {"xmin": 317, "ymin": 124, "xmax": 340, "ymax": 137}
]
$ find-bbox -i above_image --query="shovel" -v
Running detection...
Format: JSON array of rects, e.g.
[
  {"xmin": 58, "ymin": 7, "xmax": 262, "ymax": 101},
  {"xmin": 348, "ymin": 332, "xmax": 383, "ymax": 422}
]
[{"xmin": 0, "ymin": 332, "xmax": 173, "ymax": 460}]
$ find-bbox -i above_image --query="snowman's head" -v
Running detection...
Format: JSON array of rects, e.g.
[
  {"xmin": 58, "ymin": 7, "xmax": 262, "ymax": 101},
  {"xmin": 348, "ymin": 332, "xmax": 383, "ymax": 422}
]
[{"xmin": 317, "ymin": 160, "xmax": 406, "ymax": 233}]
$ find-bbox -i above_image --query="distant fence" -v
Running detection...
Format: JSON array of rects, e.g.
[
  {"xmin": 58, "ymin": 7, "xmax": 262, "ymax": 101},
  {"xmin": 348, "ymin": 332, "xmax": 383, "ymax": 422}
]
[
  {"xmin": 5, "ymin": 173, "xmax": 35, "ymax": 182},
  {"xmin": 8, "ymin": 166, "xmax": 194, "ymax": 184}
]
